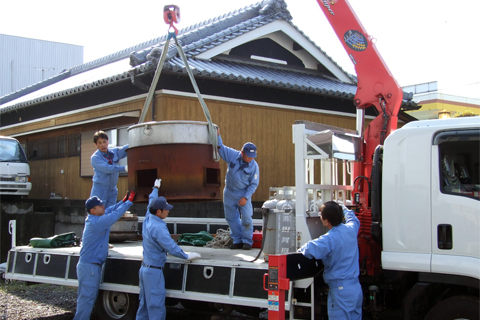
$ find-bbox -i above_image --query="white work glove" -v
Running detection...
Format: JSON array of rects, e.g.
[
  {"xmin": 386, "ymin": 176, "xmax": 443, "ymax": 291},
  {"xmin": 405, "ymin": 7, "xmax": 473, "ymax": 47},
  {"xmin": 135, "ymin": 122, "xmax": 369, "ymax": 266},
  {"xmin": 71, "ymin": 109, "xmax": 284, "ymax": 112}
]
[
  {"xmin": 186, "ymin": 252, "xmax": 201, "ymax": 260},
  {"xmin": 154, "ymin": 179, "xmax": 162, "ymax": 188},
  {"xmin": 124, "ymin": 165, "xmax": 128, "ymax": 173},
  {"xmin": 336, "ymin": 200, "xmax": 347, "ymax": 211}
]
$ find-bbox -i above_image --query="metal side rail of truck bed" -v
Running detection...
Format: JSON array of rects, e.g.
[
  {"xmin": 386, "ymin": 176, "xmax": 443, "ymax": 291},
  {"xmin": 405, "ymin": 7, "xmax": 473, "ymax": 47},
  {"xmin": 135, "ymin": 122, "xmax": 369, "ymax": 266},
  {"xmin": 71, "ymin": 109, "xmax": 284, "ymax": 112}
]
[
  {"xmin": 160, "ymin": 217, "xmax": 263, "ymax": 234},
  {"xmin": 5, "ymin": 240, "xmax": 275, "ymax": 310}
]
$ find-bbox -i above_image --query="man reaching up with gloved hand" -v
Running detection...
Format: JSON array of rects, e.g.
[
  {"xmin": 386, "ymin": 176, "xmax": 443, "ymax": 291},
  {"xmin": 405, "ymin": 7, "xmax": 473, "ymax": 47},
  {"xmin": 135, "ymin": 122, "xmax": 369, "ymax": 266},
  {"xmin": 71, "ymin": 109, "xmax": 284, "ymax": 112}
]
[
  {"xmin": 136, "ymin": 179, "xmax": 201, "ymax": 320},
  {"xmin": 216, "ymin": 127, "xmax": 259, "ymax": 250},
  {"xmin": 298, "ymin": 201, "xmax": 363, "ymax": 320},
  {"xmin": 74, "ymin": 189, "xmax": 136, "ymax": 320}
]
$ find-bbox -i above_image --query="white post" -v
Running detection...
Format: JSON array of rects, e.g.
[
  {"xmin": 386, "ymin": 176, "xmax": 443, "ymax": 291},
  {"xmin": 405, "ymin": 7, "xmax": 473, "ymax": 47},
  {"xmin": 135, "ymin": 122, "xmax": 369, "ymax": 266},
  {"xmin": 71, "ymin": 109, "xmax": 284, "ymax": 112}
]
[
  {"xmin": 293, "ymin": 124, "xmax": 311, "ymax": 248},
  {"xmin": 8, "ymin": 220, "xmax": 16, "ymax": 248}
]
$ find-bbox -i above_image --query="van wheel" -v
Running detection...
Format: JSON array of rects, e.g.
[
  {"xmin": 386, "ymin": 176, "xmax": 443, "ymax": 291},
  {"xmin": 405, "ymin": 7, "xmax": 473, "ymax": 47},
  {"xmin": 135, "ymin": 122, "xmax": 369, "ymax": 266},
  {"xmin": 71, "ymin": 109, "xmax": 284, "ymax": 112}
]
[
  {"xmin": 425, "ymin": 295, "xmax": 479, "ymax": 320},
  {"xmin": 95, "ymin": 290, "xmax": 139, "ymax": 320}
]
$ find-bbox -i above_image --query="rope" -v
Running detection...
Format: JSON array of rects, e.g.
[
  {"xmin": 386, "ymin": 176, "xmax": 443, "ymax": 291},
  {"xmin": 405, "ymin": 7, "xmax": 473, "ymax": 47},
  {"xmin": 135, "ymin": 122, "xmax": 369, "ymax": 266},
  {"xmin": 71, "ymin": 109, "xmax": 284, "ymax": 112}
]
[
  {"xmin": 174, "ymin": 36, "xmax": 220, "ymax": 162},
  {"xmin": 138, "ymin": 33, "xmax": 174, "ymax": 124},
  {"xmin": 205, "ymin": 229, "xmax": 233, "ymax": 249},
  {"xmin": 138, "ymin": 32, "xmax": 220, "ymax": 162}
]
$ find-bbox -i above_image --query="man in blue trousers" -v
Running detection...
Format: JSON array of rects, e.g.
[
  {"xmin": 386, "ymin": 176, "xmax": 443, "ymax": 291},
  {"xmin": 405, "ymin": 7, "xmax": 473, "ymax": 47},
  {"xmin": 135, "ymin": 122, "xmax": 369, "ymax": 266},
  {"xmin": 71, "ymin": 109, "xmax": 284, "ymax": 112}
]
[
  {"xmin": 298, "ymin": 201, "xmax": 363, "ymax": 319},
  {"xmin": 217, "ymin": 127, "xmax": 259, "ymax": 250},
  {"xmin": 90, "ymin": 130, "xmax": 129, "ymax": 208},
  {"xmin": 74, "ymin": 190, "xmax": 136, "ymax": 320},
  {"xmin": 136, "ymin": 179, "xmax": 201, "ymax": 320}
]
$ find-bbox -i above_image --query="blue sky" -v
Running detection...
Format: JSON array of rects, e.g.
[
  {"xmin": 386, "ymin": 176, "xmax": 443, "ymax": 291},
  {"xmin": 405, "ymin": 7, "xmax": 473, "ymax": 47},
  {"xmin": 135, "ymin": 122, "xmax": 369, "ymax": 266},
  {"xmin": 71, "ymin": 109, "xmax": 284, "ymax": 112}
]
[{"xmin": 2, "ymin": 0, "xmax": 479, "ymax": 99}]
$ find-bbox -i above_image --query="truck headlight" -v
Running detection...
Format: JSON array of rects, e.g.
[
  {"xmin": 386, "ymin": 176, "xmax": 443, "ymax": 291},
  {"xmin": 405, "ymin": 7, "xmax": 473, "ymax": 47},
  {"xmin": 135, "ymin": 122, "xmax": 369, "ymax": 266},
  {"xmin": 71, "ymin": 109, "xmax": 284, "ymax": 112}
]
[{"xmin": 15, "ymin": 176, "xmax": 26, "ymax": 183}]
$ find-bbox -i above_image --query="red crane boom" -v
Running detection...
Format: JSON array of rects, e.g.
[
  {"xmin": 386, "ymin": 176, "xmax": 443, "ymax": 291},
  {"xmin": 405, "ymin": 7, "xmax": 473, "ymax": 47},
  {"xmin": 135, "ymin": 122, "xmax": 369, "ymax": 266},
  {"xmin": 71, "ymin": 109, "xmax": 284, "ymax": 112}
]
[{"xmin": 316, "ymin": 0, "xmax": 404, "ymax": 275}]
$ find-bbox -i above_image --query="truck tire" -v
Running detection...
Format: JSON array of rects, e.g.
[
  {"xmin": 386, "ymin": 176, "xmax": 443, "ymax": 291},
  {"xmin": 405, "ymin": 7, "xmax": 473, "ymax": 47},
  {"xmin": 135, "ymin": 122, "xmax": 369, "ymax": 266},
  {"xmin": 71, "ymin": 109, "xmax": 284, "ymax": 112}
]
[
  {"xmin": 95, "ymin": 290, "xmax": 139, "ymax": 320},
  {"xmin": 424, "ymin": 295, "xmax": 479, "ymax": 320}
]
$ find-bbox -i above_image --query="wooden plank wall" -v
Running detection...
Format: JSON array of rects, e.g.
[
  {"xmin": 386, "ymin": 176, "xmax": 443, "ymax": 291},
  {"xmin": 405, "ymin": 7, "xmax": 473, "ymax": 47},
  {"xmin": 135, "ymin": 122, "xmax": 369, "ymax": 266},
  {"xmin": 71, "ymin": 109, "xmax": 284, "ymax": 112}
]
[
  {"xmin": 29, "ymin": 157, "xmax": 129, "ymax": 200},
  {"xmin": 153, "ymin": 94, "xmax": 358, "ymax": 201},
  {"xmin": 11, "ymin": 93, "xmax": 359, "ymax": 202}
]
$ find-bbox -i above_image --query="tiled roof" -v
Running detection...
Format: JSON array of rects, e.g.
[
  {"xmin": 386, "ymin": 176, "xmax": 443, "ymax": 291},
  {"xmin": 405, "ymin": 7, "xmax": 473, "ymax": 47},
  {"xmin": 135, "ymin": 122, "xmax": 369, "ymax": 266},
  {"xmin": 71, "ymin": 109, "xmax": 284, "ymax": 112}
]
[
  {"xmin": 128, "ymin": 1, "xmax": 293, "ymax": 67},
  {"xmin": 164, "ymin": 57, "xmax": 356, "ymax": 97},
  {"xmin": 0, "ymin": 0, "xmax": 417, "ymax": 113},
  {"xmin": 128, "ymin": 0, "xmax": 353, "ymax": 82}
]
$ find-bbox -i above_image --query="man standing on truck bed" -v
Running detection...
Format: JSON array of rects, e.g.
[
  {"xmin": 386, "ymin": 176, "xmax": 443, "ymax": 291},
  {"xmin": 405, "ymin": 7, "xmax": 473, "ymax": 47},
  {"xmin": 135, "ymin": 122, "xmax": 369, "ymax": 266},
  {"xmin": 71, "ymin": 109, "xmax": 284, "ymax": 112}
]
[
  {"xmin": 298, "ymin": 201, "xmax": 363, "ymax": 319},
  {"xmin": 74, "ymin": 190, "xmax": 136, "ymax": 320},
  {"xmin": 90, "ymin": 130, "xmax": 129, "ymax": 208},
  {"xmin": 136, "ymin": 179, "xmax": 200, "ymax": 320},
  {"xmin": 217, "ymin": 128, "xmax": 259, "ymax": 250}
]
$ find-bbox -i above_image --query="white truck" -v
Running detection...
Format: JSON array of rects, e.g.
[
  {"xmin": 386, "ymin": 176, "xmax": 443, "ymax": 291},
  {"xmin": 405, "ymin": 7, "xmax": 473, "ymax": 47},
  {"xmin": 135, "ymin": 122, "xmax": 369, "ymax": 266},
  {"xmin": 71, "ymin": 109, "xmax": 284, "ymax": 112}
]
[
  {"xmin": 4, "ymin": 117, "xmax": 479, "ymax": 320},
  {"xmin": 4, "ymin": 0, "xmax": 479, "ymax": 317},
  {"xmin": 0, "ymin": 136, "xmax": 32, "ymax": 197},
  {"xmin": 270, "ymin": 116, "xmax": 480, "ymax": 320}
]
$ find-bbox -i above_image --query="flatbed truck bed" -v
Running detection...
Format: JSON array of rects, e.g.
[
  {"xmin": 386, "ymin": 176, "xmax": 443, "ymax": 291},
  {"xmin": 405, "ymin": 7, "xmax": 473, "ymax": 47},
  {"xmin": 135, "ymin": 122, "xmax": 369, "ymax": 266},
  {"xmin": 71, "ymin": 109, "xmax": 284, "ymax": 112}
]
[{"xmin": 5, "ymin": 240, "xmax": 270, "ymax": 312}]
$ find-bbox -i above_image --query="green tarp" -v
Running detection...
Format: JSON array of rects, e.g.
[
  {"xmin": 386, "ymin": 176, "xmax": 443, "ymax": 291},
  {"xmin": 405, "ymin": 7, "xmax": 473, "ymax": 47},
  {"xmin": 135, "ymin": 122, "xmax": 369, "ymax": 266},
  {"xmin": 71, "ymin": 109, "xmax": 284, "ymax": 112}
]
[
  {"xmin": 30, "ymin": 232, "xmax": 78, "ymax": 248},
  {"xmin": 177, "ymin": 231, "xmax": 214, "ymax": 246}
]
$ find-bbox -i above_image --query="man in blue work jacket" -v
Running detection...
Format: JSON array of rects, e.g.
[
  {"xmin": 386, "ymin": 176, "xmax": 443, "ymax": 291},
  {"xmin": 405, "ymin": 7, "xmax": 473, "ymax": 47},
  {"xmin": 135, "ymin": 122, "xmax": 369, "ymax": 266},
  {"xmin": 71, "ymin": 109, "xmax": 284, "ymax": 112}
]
[
  {"xmin": 298, "ymin": 201, "xmax": 363, "ymax": 319},
  {"xmin": 136, "ymin": 179, "xmax": 201, "ymax": 320},
  {"xmin": 90, "ymin": 130, "xmax": 129, "ymax": 208},
  {"xmin": 74, "ymin": 190, "xmax": 136, "ymax": 320},
  {"xmin": 217, "ymin": 127, "xmax": 259, "ymax": 250}
]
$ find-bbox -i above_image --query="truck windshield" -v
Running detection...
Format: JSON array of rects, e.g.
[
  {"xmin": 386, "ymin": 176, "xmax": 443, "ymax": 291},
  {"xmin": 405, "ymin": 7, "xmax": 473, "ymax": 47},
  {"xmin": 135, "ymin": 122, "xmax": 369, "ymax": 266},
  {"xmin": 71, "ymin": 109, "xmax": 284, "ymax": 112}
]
[{"xmin": 0, "ymin": 139, "xmax": 28, "ymax": 163}]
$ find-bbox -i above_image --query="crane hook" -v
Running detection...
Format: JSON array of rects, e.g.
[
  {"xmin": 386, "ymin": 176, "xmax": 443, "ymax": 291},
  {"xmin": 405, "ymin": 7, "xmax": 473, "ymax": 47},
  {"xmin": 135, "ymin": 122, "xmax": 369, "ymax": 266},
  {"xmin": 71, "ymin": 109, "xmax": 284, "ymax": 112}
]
[{"xmin": 163, "ymin": 5, "xmax": 181, "ymax": 35}]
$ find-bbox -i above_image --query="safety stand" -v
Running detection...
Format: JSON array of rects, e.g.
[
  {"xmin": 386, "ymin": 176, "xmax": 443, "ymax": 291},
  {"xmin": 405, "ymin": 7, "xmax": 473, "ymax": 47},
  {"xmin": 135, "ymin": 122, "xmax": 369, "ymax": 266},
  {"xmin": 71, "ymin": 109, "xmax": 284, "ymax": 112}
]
[
  {"xmin": 265, "ymin": 254, "xmax": 317, "ymax": 320},
  {"xmin": 265, "ymin": 254, "xmax": 290, "ymax": 320},
  {"xmin": 288, "ymin": 280, "xmax": 315, "ymax": 320}
]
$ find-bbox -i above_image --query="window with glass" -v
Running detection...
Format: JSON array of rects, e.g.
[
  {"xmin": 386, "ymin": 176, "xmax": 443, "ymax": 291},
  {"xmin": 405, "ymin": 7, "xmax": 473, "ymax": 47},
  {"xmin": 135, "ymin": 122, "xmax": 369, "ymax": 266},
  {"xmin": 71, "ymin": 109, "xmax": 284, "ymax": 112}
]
[
  {"xmin": 0, "ymin": 138, "xmax": 28, "ymax": 163},
  {"xmin": 436, "ymin": 129, "xmax": 480, "ymax": 200}
]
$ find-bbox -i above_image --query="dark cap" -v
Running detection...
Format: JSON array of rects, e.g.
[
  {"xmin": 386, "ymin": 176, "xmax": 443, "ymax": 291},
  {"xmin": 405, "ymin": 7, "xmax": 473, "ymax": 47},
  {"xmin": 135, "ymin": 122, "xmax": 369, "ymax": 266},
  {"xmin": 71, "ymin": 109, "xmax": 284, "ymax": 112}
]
[
  {"xmin": 151, "ymin": 196, "xmax": 173, "ymax": 211},
  {"xmin": 242, "ymin": 142, "xmax": 257, "ymax": 158},
  {"xmin": 85, "ymin": 196, "xmax": 103, "ymax": 211}
]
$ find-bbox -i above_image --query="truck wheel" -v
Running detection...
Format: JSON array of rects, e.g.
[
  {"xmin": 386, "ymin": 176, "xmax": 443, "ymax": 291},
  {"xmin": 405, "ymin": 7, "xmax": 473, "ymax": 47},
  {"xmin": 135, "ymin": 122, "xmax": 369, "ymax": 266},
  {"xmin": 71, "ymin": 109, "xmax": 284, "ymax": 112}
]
[
  {"xmin": 425, "ymin": 295, "xmax": 479, "ymax": 320},
  {"xmin": 95, "ymin": 290, "xmax": 139, "ymax": 320}
]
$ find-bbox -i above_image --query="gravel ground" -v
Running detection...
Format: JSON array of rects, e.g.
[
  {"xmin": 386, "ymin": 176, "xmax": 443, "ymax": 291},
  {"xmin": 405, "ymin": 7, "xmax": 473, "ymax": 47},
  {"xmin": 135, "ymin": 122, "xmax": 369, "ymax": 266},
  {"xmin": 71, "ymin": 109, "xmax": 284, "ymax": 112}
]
[
  {"xmin": 0, "ymin": 280, "xmax": 95, "ymax": 320},
  {"xmin": 0, "ymin": 280, "xmax": 267, "ymax": 320}
]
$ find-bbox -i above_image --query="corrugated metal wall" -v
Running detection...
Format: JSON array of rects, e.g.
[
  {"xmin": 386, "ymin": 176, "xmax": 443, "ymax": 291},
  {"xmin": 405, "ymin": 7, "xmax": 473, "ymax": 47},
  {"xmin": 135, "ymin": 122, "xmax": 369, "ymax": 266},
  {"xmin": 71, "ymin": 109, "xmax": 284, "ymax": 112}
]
[{"xmin": 0, "ymin": 34, "xmax": 83, "ymax": 97}]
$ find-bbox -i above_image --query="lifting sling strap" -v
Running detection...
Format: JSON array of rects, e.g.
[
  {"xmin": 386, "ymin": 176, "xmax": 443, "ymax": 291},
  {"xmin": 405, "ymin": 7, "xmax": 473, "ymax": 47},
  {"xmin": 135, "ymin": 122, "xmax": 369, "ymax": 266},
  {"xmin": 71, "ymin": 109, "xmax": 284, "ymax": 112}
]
[{"xmin": 138, "ymin": 31, "xmax": 220, "ymax": 162}]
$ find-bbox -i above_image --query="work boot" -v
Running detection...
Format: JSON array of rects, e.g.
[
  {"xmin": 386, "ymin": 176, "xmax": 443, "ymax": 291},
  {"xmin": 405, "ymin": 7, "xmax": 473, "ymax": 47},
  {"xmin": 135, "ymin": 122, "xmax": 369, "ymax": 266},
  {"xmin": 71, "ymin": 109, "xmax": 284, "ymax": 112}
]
[
  {"xmin": 229, "ymin": 243, "xmax": 243, "ymax": 249},
  {"xmin": 243, "ymin": 243, "xmax": 252, "ymax": 250}
]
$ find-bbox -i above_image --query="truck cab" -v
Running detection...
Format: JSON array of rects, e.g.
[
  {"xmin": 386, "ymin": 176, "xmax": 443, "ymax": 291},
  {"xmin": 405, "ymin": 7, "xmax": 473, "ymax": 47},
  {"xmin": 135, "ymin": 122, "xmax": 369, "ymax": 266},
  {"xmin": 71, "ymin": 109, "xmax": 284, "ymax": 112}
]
[
  {"xmin": 381, "ymin": 117, "xmax": 480, "ymax": 280},
  {"xmin": 0, "ymin": 136, "xmax": 32, "ymax": 197}
]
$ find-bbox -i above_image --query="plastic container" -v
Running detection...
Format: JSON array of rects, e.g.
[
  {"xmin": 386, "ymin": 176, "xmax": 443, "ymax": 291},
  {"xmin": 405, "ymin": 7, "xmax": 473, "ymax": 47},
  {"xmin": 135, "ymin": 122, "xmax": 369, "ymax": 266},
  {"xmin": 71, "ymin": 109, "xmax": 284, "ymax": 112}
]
[{"xmin": 252, "ymin": 231, "xmax": 262, "ymax": 248}]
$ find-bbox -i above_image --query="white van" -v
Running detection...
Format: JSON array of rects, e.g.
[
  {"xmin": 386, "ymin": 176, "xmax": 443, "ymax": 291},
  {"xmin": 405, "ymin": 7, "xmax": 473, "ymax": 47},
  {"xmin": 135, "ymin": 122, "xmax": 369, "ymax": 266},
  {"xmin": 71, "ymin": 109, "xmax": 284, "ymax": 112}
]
[{"xmin": 0, "ymin": 136, "xmax": 32, "ymax": 196}]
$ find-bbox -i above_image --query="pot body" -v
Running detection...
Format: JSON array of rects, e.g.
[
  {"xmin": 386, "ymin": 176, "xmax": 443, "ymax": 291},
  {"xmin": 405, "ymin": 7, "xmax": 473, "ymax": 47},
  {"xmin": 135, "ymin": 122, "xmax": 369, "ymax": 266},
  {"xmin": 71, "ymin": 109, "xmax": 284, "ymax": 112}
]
[{"xmin": 127, "ymin": 121, "xmax": 221, "ymax": 203}]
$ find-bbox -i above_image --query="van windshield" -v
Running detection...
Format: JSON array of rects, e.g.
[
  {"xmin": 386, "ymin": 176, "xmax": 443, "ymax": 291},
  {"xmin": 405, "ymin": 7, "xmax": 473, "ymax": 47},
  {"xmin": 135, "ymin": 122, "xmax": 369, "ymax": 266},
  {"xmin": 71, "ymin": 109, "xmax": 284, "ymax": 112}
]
[{"xmin": 0, "ymin": 139, "xmax": 28, "ymax": 163}]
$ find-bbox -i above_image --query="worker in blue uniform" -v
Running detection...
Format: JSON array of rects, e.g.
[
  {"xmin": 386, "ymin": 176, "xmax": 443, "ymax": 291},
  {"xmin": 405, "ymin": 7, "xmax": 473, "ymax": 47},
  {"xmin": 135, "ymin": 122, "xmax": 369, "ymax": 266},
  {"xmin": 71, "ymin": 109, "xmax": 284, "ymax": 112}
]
[
  {"xmin": 217, "ymin": 127, "xmax": 259, "ymax": 250},
  {"xmin": 298, "ymin": 201, "xmax": 363, "ymax": 320},
  {"xmin": 136, "ymin": 179, "xmax": 201, "ymax": 320},
  {"xmin": 90, "ymin": 130, "xmax": 129, "ymax": 208},
  {"xmin": 74, "ymin": 190, "xmax": 136, "ymax": 320}
]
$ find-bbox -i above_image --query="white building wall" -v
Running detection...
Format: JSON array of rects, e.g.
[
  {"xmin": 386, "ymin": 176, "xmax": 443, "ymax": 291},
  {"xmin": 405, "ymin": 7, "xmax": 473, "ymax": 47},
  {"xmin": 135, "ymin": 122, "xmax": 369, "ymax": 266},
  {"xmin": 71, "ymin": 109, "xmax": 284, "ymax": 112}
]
[{"xmin": 0, "ymin": 34, "xmax": 83, "ymax": 97}]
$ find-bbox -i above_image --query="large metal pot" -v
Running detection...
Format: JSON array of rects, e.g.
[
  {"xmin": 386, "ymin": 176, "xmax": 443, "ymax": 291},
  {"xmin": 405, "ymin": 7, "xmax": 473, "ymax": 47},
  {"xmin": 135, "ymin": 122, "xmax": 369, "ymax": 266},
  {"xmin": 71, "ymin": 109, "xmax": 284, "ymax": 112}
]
[{"xmin": 127, "ymin": 121, "xmax": 221, "ymax": 203}]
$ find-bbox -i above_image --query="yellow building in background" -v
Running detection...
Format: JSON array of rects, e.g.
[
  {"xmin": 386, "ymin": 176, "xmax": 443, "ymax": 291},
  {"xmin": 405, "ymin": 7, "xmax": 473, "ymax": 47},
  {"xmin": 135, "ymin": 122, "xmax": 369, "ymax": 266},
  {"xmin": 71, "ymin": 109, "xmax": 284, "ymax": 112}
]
[{"xmin": 406, "ymin": 92, "xmax": 480, "ymax": 120}]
